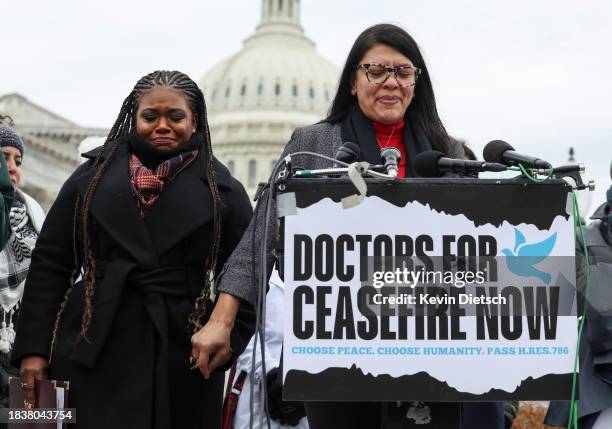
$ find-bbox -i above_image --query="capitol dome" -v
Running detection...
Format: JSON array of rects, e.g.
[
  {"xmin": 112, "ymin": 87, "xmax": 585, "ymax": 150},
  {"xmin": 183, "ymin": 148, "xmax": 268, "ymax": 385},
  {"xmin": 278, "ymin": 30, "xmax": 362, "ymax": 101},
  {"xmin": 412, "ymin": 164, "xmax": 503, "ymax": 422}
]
[{"xmin": 198, "ymin": 0, "xmax": 339, "ymax": 197}]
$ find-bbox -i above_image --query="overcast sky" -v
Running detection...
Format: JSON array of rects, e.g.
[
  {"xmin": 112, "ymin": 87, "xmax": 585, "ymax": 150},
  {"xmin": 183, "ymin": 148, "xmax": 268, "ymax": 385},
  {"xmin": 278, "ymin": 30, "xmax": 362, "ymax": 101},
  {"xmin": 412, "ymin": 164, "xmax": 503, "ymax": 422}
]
[{"xmin": 2, "ymin": 0, "xmax": 610, "ymax": 214}]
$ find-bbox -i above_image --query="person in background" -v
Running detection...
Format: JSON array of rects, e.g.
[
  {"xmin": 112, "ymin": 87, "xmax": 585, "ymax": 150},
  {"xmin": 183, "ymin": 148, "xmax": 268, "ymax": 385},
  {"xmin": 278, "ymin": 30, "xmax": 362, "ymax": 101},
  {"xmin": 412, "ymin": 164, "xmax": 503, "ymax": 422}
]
[
  {"xmin": 0, "ymin": 121, "xmax": 43, "ymax": 410},
  {"xmin": 0, "ymin": 117, "xmax": 16, "ymax": 249}
]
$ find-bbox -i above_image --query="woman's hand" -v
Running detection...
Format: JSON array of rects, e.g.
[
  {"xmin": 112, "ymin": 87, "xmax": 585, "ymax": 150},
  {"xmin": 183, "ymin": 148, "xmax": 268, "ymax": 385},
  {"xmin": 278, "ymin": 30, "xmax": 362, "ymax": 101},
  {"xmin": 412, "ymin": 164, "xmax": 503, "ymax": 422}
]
[
  {"xmin": 191, "ymin": 319, "xmax": 233, "ymax": 379},
  {"xmin": 190, "ymin": 292, "xmax": 241, "ymax": 379},
  {"xmin": 20, "ymin": 356, "xmax": 48, "ymax": 408}
]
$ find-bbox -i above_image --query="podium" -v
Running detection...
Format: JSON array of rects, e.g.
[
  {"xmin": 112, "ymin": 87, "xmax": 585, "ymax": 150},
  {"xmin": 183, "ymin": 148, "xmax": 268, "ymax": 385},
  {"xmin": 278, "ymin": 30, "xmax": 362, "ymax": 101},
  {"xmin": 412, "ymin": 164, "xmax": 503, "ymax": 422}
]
[{"xmin": 278, "ymin": 177, "xmax": 577, "ymax": 402}]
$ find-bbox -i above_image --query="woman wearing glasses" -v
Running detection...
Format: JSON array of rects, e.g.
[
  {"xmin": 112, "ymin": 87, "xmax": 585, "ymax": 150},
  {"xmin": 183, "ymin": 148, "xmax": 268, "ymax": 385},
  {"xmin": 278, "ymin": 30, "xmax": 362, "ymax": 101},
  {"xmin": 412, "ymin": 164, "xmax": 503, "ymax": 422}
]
[
  {"xmin": 321, "ymin": 25, "xmax": 461, "ymax": 174},
  {"xmin": 217, "ymin": 24, "xmax": 506, "ymax": 428}
]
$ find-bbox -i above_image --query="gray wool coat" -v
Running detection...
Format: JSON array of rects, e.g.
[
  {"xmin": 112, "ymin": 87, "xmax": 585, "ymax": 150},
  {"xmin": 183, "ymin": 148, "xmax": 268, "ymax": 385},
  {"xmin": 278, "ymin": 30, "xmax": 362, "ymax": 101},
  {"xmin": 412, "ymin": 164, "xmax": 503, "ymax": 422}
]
[{"xmin": 216, "ymin": 120, "xmax": 465, "ymax": 306}]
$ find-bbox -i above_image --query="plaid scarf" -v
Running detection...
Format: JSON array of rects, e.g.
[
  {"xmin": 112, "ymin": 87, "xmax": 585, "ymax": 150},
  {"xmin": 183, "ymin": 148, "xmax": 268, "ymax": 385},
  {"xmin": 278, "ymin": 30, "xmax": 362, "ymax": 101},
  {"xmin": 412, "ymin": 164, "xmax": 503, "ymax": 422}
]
[{"xmin": 129, "ymin": 150, "xmax": 198, "ymax": 215}]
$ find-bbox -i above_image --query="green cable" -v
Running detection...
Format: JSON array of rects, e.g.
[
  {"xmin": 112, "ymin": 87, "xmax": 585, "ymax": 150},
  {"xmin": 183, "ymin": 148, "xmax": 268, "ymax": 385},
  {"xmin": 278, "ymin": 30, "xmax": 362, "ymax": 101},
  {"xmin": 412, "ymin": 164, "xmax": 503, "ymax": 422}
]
[
  {"xmin": 514, "ymin": 167, "xmax": 589, "ymax": 428},
  {"xmin": 511, "ymin": 165, "xmax": 586, "ymax": 426},
  {"xmin": 565, "ymin": 187, "xmax": 591, "ymax": 429},
  {"xmin": 510, "ymin": 166, "xmax": 587, "ymax": 427},
  {"xmin": 517, "ymin": 163, "xmax": 554, "ymax": 183},
  {"xmin": 567, "ymin": 191, "xmax": 581, "ymax": 427}
]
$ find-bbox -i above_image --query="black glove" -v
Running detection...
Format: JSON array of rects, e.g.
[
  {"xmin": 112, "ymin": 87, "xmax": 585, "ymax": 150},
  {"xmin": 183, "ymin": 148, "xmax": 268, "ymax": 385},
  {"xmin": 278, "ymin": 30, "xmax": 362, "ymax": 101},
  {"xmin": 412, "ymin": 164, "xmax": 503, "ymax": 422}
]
[{"xmin": 266, "ymin": 367, "xmax": 306, "ymax": 426}]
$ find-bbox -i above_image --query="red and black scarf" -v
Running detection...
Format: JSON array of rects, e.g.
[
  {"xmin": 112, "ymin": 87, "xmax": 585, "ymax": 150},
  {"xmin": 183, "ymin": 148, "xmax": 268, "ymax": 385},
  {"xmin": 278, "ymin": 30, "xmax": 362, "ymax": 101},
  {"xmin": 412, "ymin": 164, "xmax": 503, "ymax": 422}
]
[{"xmin": 129, "ymin": 149, "xmax": 197, "ymax": 215}]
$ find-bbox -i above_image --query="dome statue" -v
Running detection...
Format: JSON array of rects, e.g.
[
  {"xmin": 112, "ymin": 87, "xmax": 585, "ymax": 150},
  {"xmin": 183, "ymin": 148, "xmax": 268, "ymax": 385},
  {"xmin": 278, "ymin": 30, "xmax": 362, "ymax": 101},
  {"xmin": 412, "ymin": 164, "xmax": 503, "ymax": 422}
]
[{"xmin": 198, "ymin": 0, "xmax": 339, "ymax": 197}]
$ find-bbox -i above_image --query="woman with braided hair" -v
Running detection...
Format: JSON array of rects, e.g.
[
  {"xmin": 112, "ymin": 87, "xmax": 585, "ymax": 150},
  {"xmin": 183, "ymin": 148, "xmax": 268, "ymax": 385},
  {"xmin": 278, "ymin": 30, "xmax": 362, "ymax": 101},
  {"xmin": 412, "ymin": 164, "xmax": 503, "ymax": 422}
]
[{"xmin": 11, "ymin": 71, "xmax": 255, "ymax": 428}]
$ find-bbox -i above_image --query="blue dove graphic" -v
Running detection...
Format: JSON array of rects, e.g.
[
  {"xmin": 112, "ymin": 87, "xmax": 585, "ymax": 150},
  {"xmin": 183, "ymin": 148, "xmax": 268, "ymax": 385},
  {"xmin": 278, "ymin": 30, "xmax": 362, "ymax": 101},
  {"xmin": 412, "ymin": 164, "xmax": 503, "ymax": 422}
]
[{"xmin": 501, "ymin": 228, "xmax": 557, "ymax": 284}]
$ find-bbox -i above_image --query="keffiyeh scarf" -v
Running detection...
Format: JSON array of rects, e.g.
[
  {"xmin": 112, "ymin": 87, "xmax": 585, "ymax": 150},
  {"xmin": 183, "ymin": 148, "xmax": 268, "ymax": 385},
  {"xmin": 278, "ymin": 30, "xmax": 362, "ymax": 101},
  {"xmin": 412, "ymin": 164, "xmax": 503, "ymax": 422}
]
[{"xmin": 0, "ymin": 200, "xmax": 38, "ymax": 352}]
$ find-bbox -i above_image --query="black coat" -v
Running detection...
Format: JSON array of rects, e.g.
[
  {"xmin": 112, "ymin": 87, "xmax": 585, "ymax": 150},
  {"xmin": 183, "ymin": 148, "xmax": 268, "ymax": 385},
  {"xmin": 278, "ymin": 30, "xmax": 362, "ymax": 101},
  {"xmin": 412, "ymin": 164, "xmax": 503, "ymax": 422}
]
[{"xmin": 11, "ymin": 137, "xmax": 255, "ymax": 429}]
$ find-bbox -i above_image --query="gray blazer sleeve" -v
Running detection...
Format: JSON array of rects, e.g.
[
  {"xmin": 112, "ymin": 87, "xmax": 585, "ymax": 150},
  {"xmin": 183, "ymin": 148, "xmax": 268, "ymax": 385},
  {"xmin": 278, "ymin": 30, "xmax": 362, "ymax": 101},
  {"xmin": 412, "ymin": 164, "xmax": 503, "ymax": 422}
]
[{"xmin": 216, "ymin": 128, "xmax": 308, "ymax": 306}]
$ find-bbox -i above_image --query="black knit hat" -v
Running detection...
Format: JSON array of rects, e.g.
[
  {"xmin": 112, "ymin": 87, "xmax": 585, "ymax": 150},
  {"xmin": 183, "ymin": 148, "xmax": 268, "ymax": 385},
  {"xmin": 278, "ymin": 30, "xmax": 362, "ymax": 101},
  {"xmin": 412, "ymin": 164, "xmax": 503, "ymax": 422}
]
[{"xmin": 0, "ymin": 124, "xmax": 24, "ymax": 156}]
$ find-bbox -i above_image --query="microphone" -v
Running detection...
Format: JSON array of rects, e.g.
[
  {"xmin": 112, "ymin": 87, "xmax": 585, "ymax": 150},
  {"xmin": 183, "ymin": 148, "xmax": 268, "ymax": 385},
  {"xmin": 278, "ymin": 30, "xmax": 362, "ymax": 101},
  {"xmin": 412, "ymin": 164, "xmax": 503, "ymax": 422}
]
[
  {"xmin": 415, "ymin": 151, "xmax": 507, "ymax": 177},
  {"xmin": 381, "ymin": 147, "xmax": 401, "ymax": 177},
  {"xmin": 483, "ymin": 140, "xmax": 552, "ymax": 169},
  {"xmin": 335, "ymin": 142, "xmax": 361, "ymax": 164}
]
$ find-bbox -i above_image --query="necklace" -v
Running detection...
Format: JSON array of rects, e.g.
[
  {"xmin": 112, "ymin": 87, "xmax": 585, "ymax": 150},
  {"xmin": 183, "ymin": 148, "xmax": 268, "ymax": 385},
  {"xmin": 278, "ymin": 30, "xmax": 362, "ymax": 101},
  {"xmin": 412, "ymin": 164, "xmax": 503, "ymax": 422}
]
[{"xmin": 377, "ymin": 125, "xmax": 397, "ymax": 149}]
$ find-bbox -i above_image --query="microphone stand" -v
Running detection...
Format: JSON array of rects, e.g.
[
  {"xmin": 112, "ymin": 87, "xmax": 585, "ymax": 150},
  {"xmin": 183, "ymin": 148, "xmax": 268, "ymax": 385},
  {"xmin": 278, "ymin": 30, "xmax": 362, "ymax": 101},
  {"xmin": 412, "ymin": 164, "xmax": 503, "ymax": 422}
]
[
  {"xmin": 507, "ymin": 163, "xmax": 594, "ymax": 191},
  {"xmin": 293, "ymin": 166, "xmax": 397, "ymax": 179},
  {"xmin": 285, "ymin": 151, "xmax": 398, "ymax": 180}
]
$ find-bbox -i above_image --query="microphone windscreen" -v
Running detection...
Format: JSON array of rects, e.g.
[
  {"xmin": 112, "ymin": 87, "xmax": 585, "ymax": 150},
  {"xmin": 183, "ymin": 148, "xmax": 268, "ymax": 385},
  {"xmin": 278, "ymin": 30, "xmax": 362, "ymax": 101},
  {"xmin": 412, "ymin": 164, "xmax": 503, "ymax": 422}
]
[
  {"xmin": 335, "ymin": 141, "xmax": 361, "ymax": 164},
  {"xmin": 483, "ymin": 140, "xmax": 514, "ymax": 163},
  {"xmin": 415, "ymin": 150, "xmax": 445, "ymax": 177}
]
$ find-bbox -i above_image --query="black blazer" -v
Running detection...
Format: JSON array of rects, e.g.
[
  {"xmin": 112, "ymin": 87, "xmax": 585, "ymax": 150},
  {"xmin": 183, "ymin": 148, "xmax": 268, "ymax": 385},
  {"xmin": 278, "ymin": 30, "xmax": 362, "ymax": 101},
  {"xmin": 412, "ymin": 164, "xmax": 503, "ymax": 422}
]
[{"xmin": 12, "ymin": 137, "xmax": 255, "ymax": 429}]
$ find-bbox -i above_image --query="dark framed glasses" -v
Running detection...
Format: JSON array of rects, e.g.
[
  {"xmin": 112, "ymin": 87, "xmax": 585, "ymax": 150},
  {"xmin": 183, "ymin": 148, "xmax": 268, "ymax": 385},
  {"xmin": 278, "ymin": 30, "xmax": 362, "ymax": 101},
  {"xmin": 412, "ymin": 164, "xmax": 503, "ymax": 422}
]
[{"xmin": 355, "ymin": 63, "xmax": 422, "ymax": 87}]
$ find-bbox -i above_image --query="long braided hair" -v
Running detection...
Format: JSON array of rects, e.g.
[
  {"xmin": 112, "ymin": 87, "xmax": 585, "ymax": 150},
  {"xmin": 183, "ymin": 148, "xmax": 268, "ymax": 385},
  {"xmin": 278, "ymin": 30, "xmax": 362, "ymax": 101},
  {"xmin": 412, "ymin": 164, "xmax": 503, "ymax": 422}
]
[{"xmin": 51, "ymin": 71, "xmax": 221, "ymax": 352}]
